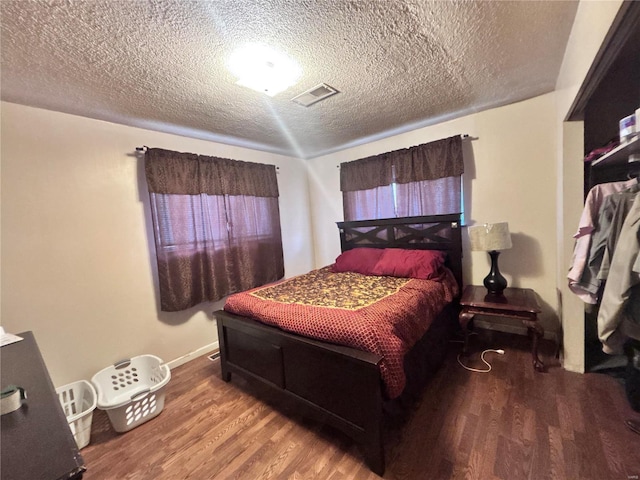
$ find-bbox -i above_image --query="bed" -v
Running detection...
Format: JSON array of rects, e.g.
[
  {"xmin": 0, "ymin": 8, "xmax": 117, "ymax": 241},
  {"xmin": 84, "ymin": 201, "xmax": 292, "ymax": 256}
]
[{"xmin": 213, "ymin": 214, "xmax": 462, "ymax": 475}]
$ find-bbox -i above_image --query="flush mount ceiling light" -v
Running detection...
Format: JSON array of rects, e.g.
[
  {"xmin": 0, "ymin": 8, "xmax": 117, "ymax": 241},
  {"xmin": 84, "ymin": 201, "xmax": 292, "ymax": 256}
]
[{"xmin": 227, "ymin": 43, "xmax": 301, "ymax": 97}]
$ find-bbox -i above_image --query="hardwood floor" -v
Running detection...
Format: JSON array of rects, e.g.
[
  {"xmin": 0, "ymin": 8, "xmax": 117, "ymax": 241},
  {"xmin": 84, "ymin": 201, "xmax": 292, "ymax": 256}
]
[{"xmin": 81, "ymin": 331, "xmax": 640, "ymax": 479}]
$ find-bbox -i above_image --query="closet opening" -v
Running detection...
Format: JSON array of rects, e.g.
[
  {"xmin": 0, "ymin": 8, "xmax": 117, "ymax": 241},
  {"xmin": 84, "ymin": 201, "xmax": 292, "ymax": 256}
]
[{"xmin": 566, "ymin": 1, "xmax": 640, "ymax": 376}]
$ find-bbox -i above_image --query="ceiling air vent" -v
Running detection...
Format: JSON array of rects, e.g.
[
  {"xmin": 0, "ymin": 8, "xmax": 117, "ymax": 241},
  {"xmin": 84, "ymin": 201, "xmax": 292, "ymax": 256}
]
[{"xmin": 291, "ymin": 83, "xmax": 339, "ymax": 107}]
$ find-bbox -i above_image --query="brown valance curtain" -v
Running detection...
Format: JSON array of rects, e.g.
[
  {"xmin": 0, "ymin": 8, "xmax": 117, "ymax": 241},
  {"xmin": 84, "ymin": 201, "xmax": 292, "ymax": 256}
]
[
  {"xmin": 145, "ymin": 148, "xmax": 284, "ymax": 312},
  {"xmin": 339, "ymin": 154, "xmax": 394, "ymax": 192},
  {"xmin": 393, "ymin": 135, "xmax": 463, "ymax": 184},
  {"xmin": 340, "ymin": 135, "xmax": 463, "ymax": 192},
  {"xmin": 145, "ymin": 148, "xmax": 279, "ymax": 197}
]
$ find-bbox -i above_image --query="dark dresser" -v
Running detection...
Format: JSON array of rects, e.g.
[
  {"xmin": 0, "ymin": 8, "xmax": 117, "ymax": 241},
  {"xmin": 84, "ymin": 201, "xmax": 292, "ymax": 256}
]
[{"xmin": 1, "ymin": 331, "xmax": 85, "ymax": 480}]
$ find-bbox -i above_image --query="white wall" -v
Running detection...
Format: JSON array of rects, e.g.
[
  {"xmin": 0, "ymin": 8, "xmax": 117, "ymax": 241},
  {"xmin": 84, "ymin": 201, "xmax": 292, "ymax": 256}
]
[
  {"xmin": 0, "ymin": 102, "xmax": 314, "ymax": 387},
  {"xmin": 554, "ymin": 0, "xmax": 623, "ymax": 372},
  {"xmin": 308, "ymin": 93, "xmax": 560, "ymax": 337}
]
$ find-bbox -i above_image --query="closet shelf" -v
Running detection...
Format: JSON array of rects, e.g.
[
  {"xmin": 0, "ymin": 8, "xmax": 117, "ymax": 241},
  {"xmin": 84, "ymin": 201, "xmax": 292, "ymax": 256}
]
[{"xmin": 591, "ymin": 135, "xmax": 640, "ymax": 167}]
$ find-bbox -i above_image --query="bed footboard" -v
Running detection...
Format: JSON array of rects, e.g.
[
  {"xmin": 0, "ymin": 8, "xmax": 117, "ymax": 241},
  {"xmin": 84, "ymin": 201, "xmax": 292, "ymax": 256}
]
[{"xmin": 214, "ymin": 310, "xmax": 385, "ymax": 475}]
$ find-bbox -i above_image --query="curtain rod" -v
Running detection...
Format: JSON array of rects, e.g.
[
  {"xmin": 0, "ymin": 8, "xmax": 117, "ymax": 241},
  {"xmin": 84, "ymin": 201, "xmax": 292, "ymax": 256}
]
[
  {"xmin": 138, "ymin": 134, "xmax": 473, "ymax": 154},
  {"xmin": 138, "ymin": 134, "xmax": 473, "ymax": 158}
]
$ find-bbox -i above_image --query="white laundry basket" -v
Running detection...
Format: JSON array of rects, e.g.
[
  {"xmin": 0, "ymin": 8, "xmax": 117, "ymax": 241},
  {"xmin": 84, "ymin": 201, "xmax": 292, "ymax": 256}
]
[
  {"xmin": 91, "ymin": 355, "xmax": 171, "ymax": 433},
  {"xmin": 56, "ymin": 380, "xmax": 97, "ymax": 449}
]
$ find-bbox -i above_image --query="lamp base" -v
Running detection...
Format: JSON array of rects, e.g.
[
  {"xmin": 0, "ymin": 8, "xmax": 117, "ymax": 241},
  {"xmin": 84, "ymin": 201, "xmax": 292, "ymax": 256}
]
[{"xmin": 483, "ymin": 250, "xmax": 508, "ymax": 296}]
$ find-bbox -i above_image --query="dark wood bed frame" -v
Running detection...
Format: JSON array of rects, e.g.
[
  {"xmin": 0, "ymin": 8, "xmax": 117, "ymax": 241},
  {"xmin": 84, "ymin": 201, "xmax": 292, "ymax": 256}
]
[{"xmin": 214, "ymin": 214, "xmax": 462, "ymax": 475}]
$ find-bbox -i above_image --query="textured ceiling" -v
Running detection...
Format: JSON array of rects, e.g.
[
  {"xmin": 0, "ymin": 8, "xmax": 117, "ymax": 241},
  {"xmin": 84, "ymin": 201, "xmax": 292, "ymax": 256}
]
[{"xmin": 1, "ymin": 0, "xmax": 578, "ymax": 159}]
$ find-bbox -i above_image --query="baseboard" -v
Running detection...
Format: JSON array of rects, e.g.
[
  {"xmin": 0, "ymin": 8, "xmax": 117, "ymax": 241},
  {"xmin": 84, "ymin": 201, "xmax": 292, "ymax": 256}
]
[{"xmin": 166, "ymin": 341, "xmax": 219, "ymax": 370}]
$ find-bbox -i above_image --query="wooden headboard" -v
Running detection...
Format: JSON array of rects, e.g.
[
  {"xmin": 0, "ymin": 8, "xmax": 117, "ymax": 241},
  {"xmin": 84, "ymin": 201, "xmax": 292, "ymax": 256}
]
[{"xmin": 336, "ymin": 214, "xmax": 463, "ymax": 292}]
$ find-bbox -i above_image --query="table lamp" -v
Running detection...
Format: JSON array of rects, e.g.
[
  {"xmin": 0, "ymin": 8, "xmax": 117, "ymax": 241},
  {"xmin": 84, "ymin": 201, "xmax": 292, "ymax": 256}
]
[{"xmin": 469, "ymin": 222, "xmax": 512, "ymax": 296}]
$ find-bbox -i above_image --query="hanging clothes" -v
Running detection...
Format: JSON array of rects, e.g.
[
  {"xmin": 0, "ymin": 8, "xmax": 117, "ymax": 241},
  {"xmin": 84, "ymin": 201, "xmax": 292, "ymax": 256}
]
[
  {"xmin": 580, "ymin": 183, "xmax": 640, "ymax": 301},
  {"xmin": 598, "ymin": 183, "xmax": 640, "ymax": 281},
  {"xmin": 568, "ymin": 178, "xmax": 638, "ymax": 303},
  {"xmin": 597, "ymin": 193, "xmax": 640, "ymax": 354}
]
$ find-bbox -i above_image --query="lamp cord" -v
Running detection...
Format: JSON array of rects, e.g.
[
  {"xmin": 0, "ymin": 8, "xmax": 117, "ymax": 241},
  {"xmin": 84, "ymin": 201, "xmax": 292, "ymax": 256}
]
[{"xmin": 457, "ymin": 349, "xmax": 505, "ymax": 373}]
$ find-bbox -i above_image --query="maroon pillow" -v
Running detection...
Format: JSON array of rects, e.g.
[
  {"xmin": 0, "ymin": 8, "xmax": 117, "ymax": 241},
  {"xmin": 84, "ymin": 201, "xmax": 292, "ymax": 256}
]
[
  {"xmin": 371, "ymin": 249, "xmax": 446, "ymax": 279},
  {"xmin": 332, "ymin": 248, "xmax": 385, "ymax": 275}
]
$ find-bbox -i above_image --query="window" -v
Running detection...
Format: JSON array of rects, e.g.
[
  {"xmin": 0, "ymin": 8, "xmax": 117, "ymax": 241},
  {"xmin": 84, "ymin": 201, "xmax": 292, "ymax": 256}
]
[
  {"xmin": 145, "ymin": 148, "xmax": 284, "ymax": 312},
  {"xmin": 341, "ymin": 136, "xmax": 464, "ymax": 222}
]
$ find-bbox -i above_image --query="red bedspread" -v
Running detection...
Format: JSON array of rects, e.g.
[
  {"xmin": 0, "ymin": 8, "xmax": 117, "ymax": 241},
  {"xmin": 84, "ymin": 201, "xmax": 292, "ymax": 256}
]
[{"xmin": 223, "ymin": 266, "xmax": 459, "ymax": 398}]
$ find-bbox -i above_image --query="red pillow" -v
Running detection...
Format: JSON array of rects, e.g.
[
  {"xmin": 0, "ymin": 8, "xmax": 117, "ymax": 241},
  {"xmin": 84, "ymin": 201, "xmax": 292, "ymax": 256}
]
[
  {"xmin": 332, "ymin": 248, "xmax": 384, "ymax": 275},
  {"xmin": 371, "ymin": 249, "xmax": 446, "ymax": 279}
]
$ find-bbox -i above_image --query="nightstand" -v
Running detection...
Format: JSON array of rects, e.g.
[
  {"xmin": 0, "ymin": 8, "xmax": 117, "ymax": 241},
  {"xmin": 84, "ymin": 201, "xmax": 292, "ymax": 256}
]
[{"xmin": 459, "ymin": 285, "xmax": 545, "ymax": 372}]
